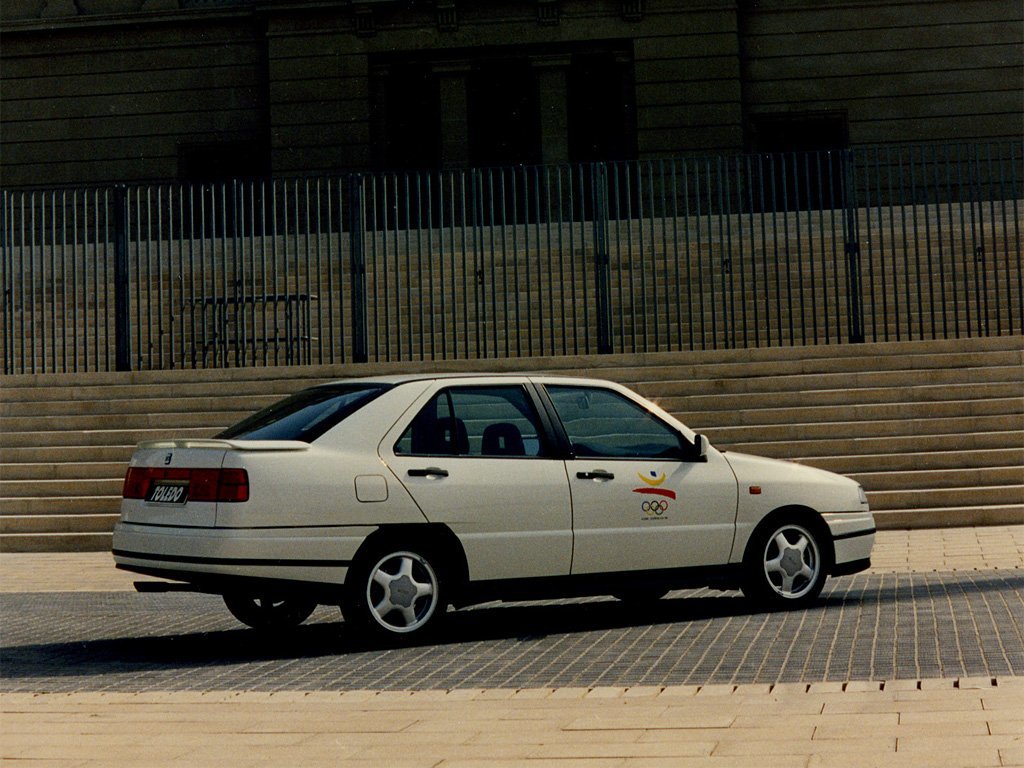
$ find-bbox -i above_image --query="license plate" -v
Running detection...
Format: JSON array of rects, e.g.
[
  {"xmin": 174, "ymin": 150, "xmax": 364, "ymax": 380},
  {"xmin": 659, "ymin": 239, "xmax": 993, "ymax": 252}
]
[{"xmin": 146, "ymin": 483, "xmax": 188, "ymax": 504}]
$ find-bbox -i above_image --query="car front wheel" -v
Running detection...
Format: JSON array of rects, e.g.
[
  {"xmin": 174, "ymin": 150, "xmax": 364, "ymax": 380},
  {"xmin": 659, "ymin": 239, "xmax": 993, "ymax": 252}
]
[
  {"xmin": 223, "ymin": 593, "xmax": 318, "ymax": 630},
  {"xmin": 343, "ymin": 548, "xmax": 444, "ymax": 639},
  {"xmin": 742, "ymin": 519, "xmax": 828, "ymax": 607}
]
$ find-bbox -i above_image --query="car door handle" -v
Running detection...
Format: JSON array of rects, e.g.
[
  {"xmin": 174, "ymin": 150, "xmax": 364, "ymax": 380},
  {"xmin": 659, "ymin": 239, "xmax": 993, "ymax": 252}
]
[
  {"xmin": 408, "ymin": 467, "xmax": 449, "ymax": 478},
  {"xmin": 577, "ymin": 470, "xmax": 614, "ymax": 481}
]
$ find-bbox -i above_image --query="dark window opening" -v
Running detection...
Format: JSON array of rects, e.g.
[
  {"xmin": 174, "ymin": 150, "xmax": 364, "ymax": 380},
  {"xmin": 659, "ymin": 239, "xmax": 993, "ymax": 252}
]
[
  {"xmin": 371, "ymin": 43, "xmax": 635, "ymax": 174},
  {"xmin": 747, "ymin": 111, "xmax": 848, "ymax": 211},
  {"xmin": 177, "ymin": 141, "xmax": 271, "ymax": 237},
  {"xmin": 468, "ymin": 59, "xmax": 541, "ymax": 167},
  {"xmin": 179, "ymin": 140, "xmax": 269, "ymax": 183},
  {"xmin": 568, "ymin": 51, "xmax": 635, "ymax": 164},
  {"xmin": 373, "ymin": 62, "xmax": 441, "ymax": 172},
  {"xmin": 368, "ymin": 44, "xmax": 636, "ymax": 226},
  {"xmin": 750, "ymin": 111, "xmax": 848, "ymax": 155}
]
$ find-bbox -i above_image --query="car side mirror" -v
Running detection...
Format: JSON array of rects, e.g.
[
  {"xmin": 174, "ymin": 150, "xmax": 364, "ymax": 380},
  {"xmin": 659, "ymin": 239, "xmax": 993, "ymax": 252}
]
[{"xmin": 684, "ymin": 433, "xmax": 709, "ymax": 463}]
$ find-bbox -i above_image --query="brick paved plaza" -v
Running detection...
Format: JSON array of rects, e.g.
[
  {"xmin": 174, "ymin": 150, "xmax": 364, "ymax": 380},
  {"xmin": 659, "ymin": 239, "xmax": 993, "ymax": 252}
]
[{"xmin": 2, "ymin": 526, "xmax": 1023, "ymax": 766}]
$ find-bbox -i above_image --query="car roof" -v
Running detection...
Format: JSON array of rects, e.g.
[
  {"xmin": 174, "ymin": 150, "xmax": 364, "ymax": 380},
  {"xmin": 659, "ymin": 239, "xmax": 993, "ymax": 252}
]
[{"xmin": 310, "ymin": 372, "xmax": 615, "ymax": 388}]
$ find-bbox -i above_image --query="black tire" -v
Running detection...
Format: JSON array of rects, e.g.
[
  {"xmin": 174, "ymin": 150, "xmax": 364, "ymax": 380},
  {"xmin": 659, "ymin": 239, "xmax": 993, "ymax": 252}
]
[
  {"xmin": 741, "ymin": 517, "xmax": 829, "ymax": 608},
  {"xmin": 223, "ymin": 593, "xmax": 318, "ymax": 630},
  {"xmin": 342, "ymin": 546, "xmax": 445, "ymax": 640}
]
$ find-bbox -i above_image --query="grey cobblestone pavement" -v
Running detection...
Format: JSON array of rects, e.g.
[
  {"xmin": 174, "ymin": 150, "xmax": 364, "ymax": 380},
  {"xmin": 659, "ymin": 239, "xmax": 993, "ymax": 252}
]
[{"xmin": 3, "ymin": 570, "xmax": 1022, "ymax": 693}]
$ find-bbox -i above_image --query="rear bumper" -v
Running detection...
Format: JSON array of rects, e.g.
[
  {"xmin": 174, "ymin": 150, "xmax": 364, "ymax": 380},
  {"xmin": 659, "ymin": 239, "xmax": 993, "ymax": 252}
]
[{"xmin": 112, "ymin": 521, "xmax": 373, "ymax": 590}]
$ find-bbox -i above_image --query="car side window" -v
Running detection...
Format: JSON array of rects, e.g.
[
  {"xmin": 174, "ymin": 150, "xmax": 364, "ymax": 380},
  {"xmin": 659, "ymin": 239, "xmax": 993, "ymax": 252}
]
[
  {"xmin": 395, "ymin": 385, "xmax": 548, "ymax": 458},
  {"xmin": 546, "ymin": 385, "xmax": 682, "ymax": 459}
]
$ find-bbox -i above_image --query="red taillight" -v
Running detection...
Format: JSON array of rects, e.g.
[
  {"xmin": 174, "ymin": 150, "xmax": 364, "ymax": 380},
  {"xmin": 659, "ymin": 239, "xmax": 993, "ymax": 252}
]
[
  {"xmin": 217, "ymin": 469, "xmax": 250, "ymax": 503},
  {"xmin": 122, "ymin": 467, "xmax": 249, "ymax": 503},
  {"xmin": 122, "ymin": 467, "xmax": 148, "ymax": 499},
  {"xmin": 189, "ymin": 469, "xmax": 220, "ymax": 501}
]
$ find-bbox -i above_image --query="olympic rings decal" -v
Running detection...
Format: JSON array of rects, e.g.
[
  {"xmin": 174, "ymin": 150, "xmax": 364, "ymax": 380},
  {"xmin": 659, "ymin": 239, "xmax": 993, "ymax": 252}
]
[{"xmin": 642, "ymin": 500, "xmax": 669, "ymax": 515}]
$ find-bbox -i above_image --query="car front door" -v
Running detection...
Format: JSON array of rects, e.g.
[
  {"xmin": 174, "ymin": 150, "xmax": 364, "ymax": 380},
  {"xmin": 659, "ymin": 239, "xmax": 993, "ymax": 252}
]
[
  {"xmin": 543, "ymin": 383, "xmax": 738, "ymax": 575},
  {"xmin": 383, "ymin": 381, "xmax": 573, "ymax": 582}
]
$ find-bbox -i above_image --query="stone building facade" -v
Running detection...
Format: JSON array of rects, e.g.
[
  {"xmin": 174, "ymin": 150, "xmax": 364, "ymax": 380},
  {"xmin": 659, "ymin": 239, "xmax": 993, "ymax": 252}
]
[{"xmin": 1, "ymin": 0, "xmax": 1021, "ymax": 187}]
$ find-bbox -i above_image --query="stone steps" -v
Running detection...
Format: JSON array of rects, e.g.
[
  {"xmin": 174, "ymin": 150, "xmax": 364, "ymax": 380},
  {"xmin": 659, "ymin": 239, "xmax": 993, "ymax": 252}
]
[
  {"xmin": 681, "ymin": 398, "xmax": 1023, "ymax": 429},
  {"xmin": 642, "ymin": 366, "xmax": 1024, "ymax": 397},
  {"xmin": 867, "ymin": 486, "xmax": 1023, "ymax": 511},
  {"xmin": 0, "ymin": 427, "xmax": 217, "ymax": 449},
  {"xmin": 709, "ymin": 414, "xmax": 1022, "ymax": 443},
  {"xmin": 0, "ymin": 496, "xmax": 121, "ymax": 516},
  {"xmin": 874, "ymin": 504, "xmax": 1024, "ymax": 528},
  {"xmin": 726, "ymin": 430, "xmax": 1020, "ymax": 458},
  {"xmin": 0, "ymin": 412, "xmax": 246, "ymax": 433},
  {"xmin": 0, "ymin": 461, "xmax": 131, "ymax": 481},
  {"xmin": 805, "ymin": 448, "xmax": 1024, "ymax": 474},
  {"xmin": 1, "ymin": 334, "xmax": 1021, "ymax": 551},
  {"xmin": 663, "ymin": 381, "xmax": 1024, "ymax": 411},
  {"xmin": 846, "ymin": 465, "xmax": 1023, "ymax": 489},
  {"xmin": 0, "ymin": 446, "xmax": 136, "ymax": 464},
  {"xmin": 0, "ymin": 478, "xmax": 125, "ymax": 499},
  {"xmin": 0, "ymin": 531, "xmax": 114, "ymax": 552},
  {"xmin": 0, "ymin": 513, "xmax": 118, "ymax": 535}
]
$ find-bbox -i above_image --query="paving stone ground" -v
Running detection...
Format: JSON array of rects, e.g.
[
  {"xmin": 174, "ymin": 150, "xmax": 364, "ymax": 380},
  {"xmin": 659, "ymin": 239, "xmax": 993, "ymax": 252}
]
[
  {"xmin": 2, "ymin": 570, "xmax": 1023, "ymax": 693},
  {"xmin": 2, "ymin": 526, "xmax": 1023, "ymax": 766}
]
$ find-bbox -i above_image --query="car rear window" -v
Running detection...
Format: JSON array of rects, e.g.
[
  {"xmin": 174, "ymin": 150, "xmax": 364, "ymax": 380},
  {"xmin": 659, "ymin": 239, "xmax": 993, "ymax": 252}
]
[{"xmin": 217, "ymin": 384, "xmax": 390, "ymax": 443}]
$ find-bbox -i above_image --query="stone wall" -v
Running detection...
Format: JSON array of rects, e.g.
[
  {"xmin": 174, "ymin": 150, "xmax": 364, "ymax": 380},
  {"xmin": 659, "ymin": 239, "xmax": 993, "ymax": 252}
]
[{"xmin": 1, "ymin": 0, "xmax": 1021, "ymax": 187}]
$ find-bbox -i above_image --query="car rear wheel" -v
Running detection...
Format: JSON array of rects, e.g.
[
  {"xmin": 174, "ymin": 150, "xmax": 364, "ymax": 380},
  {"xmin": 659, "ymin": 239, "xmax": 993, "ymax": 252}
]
[
  {"xmin": 742, "ymin": 519, "xmax": 827, "ymax": 607},
  {"xmin": 343, "ymin": 548, "xmax": 444, "ymax": 639},
  {"xmin": 223, "ymin": 593, "xmax": 317, "ymax": 630}
]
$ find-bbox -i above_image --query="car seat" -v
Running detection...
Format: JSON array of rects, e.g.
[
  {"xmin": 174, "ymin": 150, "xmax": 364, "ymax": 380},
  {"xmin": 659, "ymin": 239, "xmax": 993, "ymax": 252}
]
[{"xmin": 481, "ymin": 422, "xmax": 526, "ymax": 456}]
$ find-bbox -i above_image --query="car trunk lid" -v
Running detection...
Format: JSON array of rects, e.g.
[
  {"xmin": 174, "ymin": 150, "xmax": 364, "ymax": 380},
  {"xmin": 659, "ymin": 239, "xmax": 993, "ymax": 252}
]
[{"xmin": 120, "ymin": 439, "xmax": 308, "ymax": 527}]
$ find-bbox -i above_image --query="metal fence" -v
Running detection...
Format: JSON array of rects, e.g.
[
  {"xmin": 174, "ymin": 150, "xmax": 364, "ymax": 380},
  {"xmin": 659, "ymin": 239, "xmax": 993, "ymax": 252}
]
[{"xmin": 3, "ymin": 141, "xmax": 1022, "ymax": 374}]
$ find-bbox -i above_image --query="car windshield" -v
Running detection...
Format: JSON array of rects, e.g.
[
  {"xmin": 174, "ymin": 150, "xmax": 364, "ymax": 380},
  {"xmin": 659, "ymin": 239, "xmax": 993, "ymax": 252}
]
[{"xmin": 217, "ymin": 384, "xmax": 390, "ymax": 443}]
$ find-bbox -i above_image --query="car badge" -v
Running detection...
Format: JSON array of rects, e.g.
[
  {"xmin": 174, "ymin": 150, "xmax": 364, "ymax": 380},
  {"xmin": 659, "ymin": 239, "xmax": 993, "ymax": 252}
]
[{"xmin": 633, "ymin": 470, "xmax": 676, "ymax": 500}]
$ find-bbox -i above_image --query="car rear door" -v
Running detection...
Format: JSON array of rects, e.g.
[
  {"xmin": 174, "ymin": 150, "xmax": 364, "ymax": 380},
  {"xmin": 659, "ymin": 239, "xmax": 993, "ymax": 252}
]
[
  {"xmin": 382, "ymin": 380, "xmax": 573, "ymax": 582},
  {"xmin": 542, "ymin": 383, "xmax": 738, "ymax": 575}
]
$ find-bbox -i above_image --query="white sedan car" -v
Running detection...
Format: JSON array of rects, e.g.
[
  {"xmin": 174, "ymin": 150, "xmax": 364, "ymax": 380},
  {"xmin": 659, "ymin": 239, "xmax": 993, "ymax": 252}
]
[{"xmin": 113, "ymin": 374, "xmax": 875, "ymax": 639}]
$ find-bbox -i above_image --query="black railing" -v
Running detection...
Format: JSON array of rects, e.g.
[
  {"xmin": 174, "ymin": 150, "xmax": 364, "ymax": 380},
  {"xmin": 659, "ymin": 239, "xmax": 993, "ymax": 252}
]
[{"xmin": 2, "ymin": 141, "xmax": 1022, "ymax": 374}]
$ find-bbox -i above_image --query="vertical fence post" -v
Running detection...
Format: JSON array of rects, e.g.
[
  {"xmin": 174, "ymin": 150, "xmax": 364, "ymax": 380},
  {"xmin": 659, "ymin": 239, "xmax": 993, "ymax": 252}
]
[
  {"xmin": 113, "ymin": 184, "xmax": 132, "ymax": 371},
  {"xmin": 593, "ymin": 163, "xmax": 613, "ymax": 354},
  {"xmin": 348, "ymin": 173, "xmax": 369, "ymax": 363},
  {"xmin": 1, "ymin": 190, "xmax": 10, "ymax": 375},
  {"xmin": 842, "ymin": 150, "xmax": 865, "ymax": 343}
]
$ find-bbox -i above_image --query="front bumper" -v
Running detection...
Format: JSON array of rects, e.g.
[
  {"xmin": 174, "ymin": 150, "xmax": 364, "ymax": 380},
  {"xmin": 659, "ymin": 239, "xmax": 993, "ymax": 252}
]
[{"xmin": 822, "ymin": 510, "xmax": 876, "ymax": 574}]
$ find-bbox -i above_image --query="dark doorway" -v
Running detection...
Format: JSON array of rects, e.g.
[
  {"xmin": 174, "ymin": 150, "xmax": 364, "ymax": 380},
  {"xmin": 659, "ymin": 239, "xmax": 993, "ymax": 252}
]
[
  {"xmin": 468, "ymin": 59, "xmax": 541, "ymax": 168},
  {"xmin": 568, "ymin": 51, "xmax": 635, "ymax": 164},
  {"xmin": 374, "ymin": 61, "xmax": 441, "ymax": 171}
]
